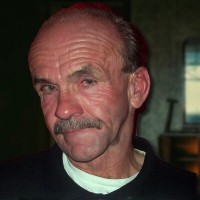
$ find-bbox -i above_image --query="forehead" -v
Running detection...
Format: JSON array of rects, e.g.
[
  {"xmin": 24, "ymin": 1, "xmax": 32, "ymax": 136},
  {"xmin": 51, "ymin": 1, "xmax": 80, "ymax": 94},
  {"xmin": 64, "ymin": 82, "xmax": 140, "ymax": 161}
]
[
  {"xmin": 28, "ymin": 17, "xmax": 123, "ymax": 76},
  {"xmin": 30, "ymin": 17, "xmax": 122, "ymax": 51}
]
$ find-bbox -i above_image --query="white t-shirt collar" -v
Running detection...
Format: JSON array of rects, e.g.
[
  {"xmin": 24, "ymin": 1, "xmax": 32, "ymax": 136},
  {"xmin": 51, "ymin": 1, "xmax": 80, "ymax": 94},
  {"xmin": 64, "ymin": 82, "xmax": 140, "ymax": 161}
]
[{"xmin": 62, "ymin": 149, "xmax": 145, "ymax": 194}]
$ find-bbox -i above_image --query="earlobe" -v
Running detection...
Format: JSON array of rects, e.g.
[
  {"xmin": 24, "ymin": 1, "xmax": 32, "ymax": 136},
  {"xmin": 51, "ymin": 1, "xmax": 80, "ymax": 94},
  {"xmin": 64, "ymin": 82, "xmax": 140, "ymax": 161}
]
[{"xmin": 128, "ymin": 66, "xmax": 150, "ymax": 108}]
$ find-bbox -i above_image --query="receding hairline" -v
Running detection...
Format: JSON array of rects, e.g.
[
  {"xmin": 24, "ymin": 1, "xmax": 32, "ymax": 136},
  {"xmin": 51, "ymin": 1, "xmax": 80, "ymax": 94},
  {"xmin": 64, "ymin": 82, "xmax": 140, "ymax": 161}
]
[
  {"xmin": 29, "ymin": 10, "xmax": 125, "ymax": 68},
  {"xmin": 41, "ymin": 3, "xmax": 120, "ymax": 29},
  {"xmin": 31, "ymin": 13, "xmax": 124, "ymax": 49},
  {"xmin": 39, "ymin": 9, "xmax": 123, "ymax": 43}
]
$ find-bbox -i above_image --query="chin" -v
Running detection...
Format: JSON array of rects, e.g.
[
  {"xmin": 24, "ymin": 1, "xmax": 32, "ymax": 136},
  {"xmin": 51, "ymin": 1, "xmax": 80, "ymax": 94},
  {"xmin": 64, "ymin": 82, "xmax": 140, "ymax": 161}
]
[
  {"xmin": 59, "ymin": 142, "xmax": 105, "ymax": 163},
  {"xmin": 68, "ymin": 145, "xmax": 104, "ymax": 162},
  {"xmin": 56, "ymin": 132, "xmax": 107, "ymax": 160},
  {"xmin": 68, "ymin": 154, "xmax": 98, "ymax": 163}
]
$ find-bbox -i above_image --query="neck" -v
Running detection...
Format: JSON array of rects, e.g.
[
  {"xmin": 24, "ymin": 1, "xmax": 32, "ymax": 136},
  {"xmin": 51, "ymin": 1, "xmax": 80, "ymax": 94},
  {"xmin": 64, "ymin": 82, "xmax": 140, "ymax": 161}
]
[{"xmin": 68, "ymin": 144, "xmax": 144, "ymax": 179}]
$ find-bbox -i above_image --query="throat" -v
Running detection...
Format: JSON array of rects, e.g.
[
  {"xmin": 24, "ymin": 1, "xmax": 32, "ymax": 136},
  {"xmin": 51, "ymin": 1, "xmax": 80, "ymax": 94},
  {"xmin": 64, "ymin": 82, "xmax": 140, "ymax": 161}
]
[
  {"xmin": 62, "ymin": 153, "xmax": 141, "ymax": 194},
  {"xmin": 64, "ymin": 147, "xmax": 145, "ymax": 179}
]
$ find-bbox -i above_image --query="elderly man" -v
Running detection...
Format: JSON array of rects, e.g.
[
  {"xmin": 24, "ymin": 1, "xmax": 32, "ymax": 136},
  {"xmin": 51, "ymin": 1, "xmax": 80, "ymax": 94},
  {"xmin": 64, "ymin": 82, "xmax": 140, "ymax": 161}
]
[{"xmin": 0, "ymin": 2, "xmax": 197, "ymax": 200}]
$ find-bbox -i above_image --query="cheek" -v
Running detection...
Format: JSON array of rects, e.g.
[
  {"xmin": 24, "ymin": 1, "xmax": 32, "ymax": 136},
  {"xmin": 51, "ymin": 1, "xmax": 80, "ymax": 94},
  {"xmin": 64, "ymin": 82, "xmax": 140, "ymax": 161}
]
[
  {"xmin": 41, "ymin": 90, "xmax": 58, "ymax": 107},
  {"xmin": 82, "ymin": 85, "xmax": 129, "ymax": 121},
  {"xmin": 40, "ymin": 95, "xmax": 57, "ymax": 131}
]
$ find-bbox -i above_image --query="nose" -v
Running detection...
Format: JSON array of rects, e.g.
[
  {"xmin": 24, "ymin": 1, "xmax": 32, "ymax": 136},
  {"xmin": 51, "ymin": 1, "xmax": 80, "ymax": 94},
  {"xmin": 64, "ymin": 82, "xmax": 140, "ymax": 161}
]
[{"xmin": 55, "ymin": 91, "xmax": 83, "ymax": 120}]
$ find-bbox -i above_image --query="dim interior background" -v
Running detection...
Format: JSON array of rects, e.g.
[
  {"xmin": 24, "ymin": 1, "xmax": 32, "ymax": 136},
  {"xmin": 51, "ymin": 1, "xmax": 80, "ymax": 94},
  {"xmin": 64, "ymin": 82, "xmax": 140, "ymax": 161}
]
[{"xmin": 0, "ymin": 0, "xmax": 200, "ymax": 182}]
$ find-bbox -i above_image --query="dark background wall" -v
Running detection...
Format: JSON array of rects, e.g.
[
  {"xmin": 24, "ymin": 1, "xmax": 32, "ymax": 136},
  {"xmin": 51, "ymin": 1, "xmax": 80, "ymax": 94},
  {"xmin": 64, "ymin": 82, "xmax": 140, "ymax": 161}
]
[
  {"xmin": 0, "ymin": 0, "xmax": 200, "ymax": 162},
  {"xmin": 0, "ymin": 1, "xmax": 49, "ymax": 161}
]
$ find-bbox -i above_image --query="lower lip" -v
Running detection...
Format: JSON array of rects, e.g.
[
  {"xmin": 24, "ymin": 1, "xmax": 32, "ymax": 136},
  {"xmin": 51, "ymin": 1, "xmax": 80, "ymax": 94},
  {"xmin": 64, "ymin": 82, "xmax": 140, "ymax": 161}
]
[
  {"xmin": 65, "ymin": 129, "xmax": 82, "ymax": 134},
  {"xmin": 60, "ymin": 128, "xmax": 93, "ymax": 135}
]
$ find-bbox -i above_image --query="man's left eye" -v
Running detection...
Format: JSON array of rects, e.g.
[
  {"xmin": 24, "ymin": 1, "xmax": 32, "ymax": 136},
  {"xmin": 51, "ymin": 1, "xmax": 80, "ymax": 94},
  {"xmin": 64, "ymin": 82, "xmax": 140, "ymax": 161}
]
[{"xmin": 81, "ymin": 79, "xmax": 96, "ymax": 87}]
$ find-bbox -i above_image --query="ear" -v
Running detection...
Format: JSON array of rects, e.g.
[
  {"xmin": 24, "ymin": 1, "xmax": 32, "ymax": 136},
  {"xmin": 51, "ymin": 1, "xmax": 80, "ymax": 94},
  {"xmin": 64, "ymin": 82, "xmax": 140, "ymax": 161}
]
[{"xmin": 128, "ymin": 66, "xmax": 150, "ymax": 109}]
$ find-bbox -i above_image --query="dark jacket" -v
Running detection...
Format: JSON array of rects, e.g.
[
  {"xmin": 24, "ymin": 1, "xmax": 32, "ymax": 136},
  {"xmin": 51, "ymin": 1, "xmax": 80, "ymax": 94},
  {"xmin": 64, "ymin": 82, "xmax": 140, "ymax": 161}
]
[{"xmin": 0, "ymin": 136, "xmax": 197, "ymax": 200}]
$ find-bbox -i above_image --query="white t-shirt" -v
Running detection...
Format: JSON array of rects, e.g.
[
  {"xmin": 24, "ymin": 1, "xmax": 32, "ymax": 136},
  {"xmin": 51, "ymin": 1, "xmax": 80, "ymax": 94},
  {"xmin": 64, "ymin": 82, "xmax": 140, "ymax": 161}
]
[{"xmin": 62, "ymin": 149, "xmax": 145, "ymax": 194}]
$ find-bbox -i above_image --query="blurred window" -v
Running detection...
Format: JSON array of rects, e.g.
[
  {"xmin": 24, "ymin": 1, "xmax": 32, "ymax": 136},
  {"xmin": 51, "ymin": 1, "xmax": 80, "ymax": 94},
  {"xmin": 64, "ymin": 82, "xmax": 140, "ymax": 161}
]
[{"xmin": 184, "ymin": 40, "xmax": 200, "ymax": 123}]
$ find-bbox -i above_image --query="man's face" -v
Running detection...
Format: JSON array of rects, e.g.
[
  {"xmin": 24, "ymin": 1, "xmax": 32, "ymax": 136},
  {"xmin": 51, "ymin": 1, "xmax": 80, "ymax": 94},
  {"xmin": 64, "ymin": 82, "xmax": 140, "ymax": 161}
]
[{"xmin": 28, "ymin": 19, "xmax": 134, "ymax": 163}]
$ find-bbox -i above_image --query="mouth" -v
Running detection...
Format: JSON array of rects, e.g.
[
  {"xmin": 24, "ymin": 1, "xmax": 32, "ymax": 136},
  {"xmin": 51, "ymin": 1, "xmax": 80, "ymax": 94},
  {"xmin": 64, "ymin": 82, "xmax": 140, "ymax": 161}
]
[{"xmin": 61, "ymin": 128, "xmax": 84, "ymax": 134}]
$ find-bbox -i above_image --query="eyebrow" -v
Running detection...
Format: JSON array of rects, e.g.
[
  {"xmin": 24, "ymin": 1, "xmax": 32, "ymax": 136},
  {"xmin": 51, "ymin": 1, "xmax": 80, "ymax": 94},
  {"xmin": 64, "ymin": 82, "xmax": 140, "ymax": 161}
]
[
  {"xmin": 66, "ymin": 65, "xmax": 102, "ymax": 80},
  {"xmin": 33, "ymin": 78, "xmax": 53, "ymax": 85},
  {"xmin": 32, "ymin": 65, "xmax": 98, "ymax": 85},
  {"xmin": 32, "ymin": 64, "xmax": 109, "ymax": 86}
]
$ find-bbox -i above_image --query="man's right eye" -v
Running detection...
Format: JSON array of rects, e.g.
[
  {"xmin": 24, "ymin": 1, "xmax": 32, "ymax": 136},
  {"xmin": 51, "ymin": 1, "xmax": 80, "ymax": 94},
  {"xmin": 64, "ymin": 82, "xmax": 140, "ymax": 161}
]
[{"xmin": 39, "ymin": 85, "xmax": 57, "ymax": 94}]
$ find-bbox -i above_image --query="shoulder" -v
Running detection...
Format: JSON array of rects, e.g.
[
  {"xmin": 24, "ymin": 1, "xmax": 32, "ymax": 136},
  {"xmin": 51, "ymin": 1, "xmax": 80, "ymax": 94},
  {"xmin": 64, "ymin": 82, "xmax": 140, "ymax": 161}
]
[
  {"xmin": 157, "ymin": 158, "xmax": 196, "ymax": 184},
  {"xmin": 0, "ymin": 145, "xmax": 62, "ymax": 199},
  {"xmin": 0, "ymin": 151, "xmax": 46, "ymax": 197},
  {"xmin": 134, "ymin": 136, "xmax": 196, "ymax": 183},
  {"xmin": 0, "ymin": 148, "xmax": 49, "ymax": 178},
  {"xmin": 133, "ymin": 136, "xmax": 197, "ymax": 199},
  {"xmin": 153, "ymin": 156, "xmax": 197, "ymax": 199}
]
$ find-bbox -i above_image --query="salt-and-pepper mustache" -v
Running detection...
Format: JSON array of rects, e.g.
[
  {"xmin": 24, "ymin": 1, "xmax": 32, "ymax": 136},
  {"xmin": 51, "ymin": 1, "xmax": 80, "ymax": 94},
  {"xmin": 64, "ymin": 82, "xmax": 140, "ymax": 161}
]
[{"xmin": 54, "ymin": 118, "xmax": 103, "ymax": 135}]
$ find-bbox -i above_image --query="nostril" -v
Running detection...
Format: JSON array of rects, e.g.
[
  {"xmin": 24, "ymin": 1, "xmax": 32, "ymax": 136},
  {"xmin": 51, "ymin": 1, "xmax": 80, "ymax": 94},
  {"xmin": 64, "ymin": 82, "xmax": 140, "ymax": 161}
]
[{"xmin": 55, "ymin": 92, "xmax": 83, "ymax": 120}]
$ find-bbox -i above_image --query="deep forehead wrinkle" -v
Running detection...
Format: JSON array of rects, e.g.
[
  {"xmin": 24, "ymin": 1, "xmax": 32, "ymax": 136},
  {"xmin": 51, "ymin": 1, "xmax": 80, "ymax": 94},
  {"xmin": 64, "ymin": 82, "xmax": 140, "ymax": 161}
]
[{"xmin": 66, "ymin": 64, "xmax": 110, "ymax": 81}]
